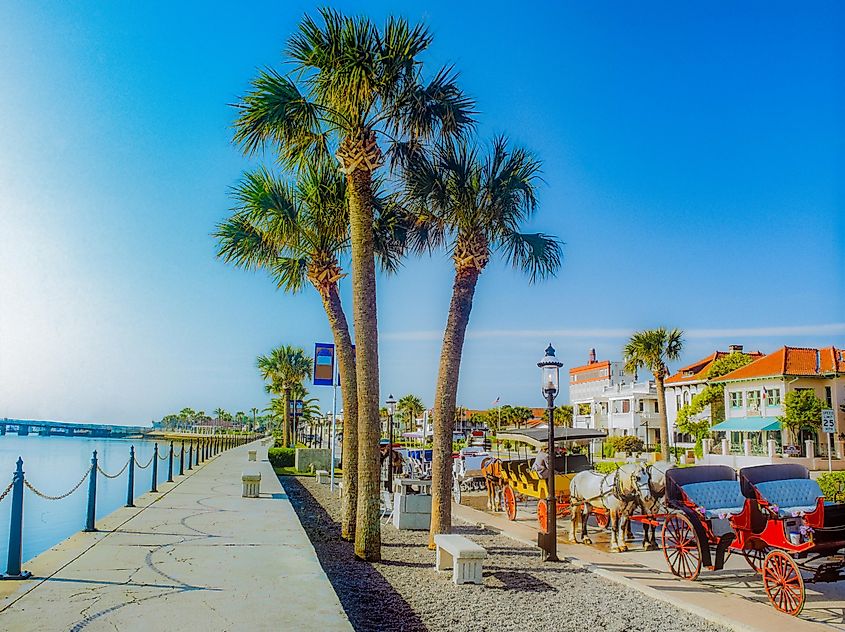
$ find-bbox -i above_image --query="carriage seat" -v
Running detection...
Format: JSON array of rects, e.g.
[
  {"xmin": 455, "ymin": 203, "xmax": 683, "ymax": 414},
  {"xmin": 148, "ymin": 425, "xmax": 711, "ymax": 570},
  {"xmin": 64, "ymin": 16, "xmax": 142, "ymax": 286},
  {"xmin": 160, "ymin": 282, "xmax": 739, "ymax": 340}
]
[
  {"xmin": 755, "ymin": 479, "xmax": 823, "ymax": 517},
  {"xmin": 681, "ymin": 481, "xmax": 745, "ymax": 519}
]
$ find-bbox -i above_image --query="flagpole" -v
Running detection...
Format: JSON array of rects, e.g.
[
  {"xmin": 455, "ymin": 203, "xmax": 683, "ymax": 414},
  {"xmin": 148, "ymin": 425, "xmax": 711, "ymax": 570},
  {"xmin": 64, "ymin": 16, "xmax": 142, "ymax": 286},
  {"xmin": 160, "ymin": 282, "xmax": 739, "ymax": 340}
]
[{"xmin": 330, "ymin": 360, "xmax": 338, "ymax": 492}]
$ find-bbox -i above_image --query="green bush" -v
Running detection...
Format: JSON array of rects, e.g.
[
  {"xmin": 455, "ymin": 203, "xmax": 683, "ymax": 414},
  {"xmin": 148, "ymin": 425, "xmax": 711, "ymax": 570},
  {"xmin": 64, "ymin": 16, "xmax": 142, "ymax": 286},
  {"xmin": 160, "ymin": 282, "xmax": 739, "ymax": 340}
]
[
  {"xmin": 602, "ymin": 435, "xmax": 644, "ymax": 457},
  {"xmin": 595, "ymin": 461, "xmax": 622, "ymax": 474},
  {"xmin": 818, "ymin": 471, "xmax": 845, "ymax": 502},
  {"xmin": 268, "ymin": 447, "xmax": 295, "ymax": 468}
]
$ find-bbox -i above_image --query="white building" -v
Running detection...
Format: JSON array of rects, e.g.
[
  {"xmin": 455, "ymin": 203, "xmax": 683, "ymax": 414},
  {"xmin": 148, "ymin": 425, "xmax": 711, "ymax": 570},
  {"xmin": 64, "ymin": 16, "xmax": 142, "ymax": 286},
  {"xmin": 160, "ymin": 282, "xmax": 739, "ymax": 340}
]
[{"xmin": 569, "ymin": 348, "xmax": 635, "ymax": 428}]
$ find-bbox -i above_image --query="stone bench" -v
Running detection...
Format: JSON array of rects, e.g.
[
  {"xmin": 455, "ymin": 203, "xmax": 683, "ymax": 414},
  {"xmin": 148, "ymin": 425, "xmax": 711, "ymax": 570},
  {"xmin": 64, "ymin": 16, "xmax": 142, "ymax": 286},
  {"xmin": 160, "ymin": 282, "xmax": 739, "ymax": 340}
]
[
  {"xmin": 433, "ymin": 534, "xmax": 486, "ymax": 585},
  {"xmin": 315, "ymin": 469, "xmax": 330, "ymax": 484},
  {"xmin": 242, "ymin": 470, "xmax": 261, "ymax": 498},
  {"xmin": 248, "ymin": 450, "xmax": 257, "ymax": 461}
]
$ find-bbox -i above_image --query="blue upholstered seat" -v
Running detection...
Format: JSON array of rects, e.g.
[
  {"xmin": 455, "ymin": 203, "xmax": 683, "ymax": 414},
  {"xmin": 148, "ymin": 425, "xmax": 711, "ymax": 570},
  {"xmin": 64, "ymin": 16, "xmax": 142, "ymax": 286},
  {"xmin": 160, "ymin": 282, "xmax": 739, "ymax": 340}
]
[
  {"xmin": 755, "ymin": 479, "xmax": 822, "ymax": 517},
  {"xmin": 681, "ymin": 481, "xmax": 745, "ymax": 519}
]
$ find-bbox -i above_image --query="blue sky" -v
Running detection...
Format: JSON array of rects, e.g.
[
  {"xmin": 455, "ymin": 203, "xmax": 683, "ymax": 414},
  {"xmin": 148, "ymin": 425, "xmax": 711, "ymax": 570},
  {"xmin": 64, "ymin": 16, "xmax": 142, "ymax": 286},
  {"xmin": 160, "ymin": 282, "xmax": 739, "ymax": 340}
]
[{"xmin": 1, "ymin": 2, "xmax": 842, "ymax": 425}]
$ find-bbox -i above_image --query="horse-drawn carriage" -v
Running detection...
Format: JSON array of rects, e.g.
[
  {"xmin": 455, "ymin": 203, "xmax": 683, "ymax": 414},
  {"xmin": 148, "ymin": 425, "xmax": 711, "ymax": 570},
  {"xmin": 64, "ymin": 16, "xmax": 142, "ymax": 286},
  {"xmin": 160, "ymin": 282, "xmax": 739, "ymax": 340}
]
[
  {"xmin": 660, "ymin": 463, "xmax": 845, "ymax": 615},
  {"xmin": 481, "ymin": 428, "xmax": 610, "ymax": 532}
]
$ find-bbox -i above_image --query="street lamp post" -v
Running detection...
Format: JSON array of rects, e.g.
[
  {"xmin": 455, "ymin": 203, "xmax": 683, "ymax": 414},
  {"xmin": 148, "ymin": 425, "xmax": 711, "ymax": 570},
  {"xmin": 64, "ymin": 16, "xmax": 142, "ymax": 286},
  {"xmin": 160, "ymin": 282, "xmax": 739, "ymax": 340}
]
[
  {"xmin": 386, "ymin": 394, "xmax": 397, "ymax": 493},
  {"xmin": 538, "ymin": 343, "xmax": 563, "ymax": 562}
]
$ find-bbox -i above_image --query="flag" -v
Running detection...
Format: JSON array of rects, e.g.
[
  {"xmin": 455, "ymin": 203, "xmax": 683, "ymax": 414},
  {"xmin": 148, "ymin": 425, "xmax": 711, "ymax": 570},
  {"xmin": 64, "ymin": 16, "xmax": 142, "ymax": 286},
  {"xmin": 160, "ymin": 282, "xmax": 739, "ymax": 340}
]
[{"xmin": 491, "ymin": 396, "xmax": 500, "ymax": 407}]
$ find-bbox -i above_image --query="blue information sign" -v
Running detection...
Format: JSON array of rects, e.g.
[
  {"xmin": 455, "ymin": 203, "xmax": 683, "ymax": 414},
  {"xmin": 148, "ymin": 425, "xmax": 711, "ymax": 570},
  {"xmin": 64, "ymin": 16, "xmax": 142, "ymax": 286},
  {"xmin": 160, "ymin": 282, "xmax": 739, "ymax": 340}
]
[{"xmin": 314, "ymin": 343, "xmax": 335, "ymax": 386}]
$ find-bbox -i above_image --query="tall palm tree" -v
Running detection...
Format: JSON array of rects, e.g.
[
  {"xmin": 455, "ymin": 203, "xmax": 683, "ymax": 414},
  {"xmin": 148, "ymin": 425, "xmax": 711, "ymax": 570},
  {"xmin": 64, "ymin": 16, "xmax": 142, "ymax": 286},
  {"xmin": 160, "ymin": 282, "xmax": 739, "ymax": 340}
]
[
  {"xmin": 233, "ymin": 8, "xmax": 474, "ymax": 561},
  {"xmin": 250, "ymin": 407, "xmax": 259, "ymax": 431},
  {"xmin": 257, "ymin": 345, "xmax": 312, "ymax": 447},
  {"xmin": 397, "ymin": 394, "xmax": 425, "ymax": 434},
  {"xmin": 404, "ymin": 137, "xmax": 562, "ymax": 547},
  {"xmin": 623, "ymin": 327, "xmax": 684, "ymax": 460},
  {"xmin": 215, "ymin": 164, "xmax": 404, "ymax": 541}
]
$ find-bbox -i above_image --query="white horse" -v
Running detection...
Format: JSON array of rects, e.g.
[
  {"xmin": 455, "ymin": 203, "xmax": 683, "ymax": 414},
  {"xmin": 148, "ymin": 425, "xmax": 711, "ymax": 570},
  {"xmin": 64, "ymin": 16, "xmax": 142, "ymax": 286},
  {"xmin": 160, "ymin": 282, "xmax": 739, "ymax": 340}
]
[
  {"xmin": 634, "ymin": 461, "xmax": 672, "ymax": 550},
  {"xmin": 568, "ymin": 463, "xmax": 651, "ymax": 552}
]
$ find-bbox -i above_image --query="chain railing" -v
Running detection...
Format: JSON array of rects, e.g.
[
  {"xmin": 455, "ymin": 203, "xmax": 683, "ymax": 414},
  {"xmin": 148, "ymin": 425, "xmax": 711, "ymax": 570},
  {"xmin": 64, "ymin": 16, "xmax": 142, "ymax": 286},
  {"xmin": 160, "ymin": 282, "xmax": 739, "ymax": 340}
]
[
  {"xmin": 97, "ymin": 460, "xmax": 130, "ymax": 479},
  {"xmin": 2, "ymin": 432, "xmax": 260, "ymax": 579},
  {"xmin": 24, "ymin": 465, "xmax": 92, "ymax": 501}
]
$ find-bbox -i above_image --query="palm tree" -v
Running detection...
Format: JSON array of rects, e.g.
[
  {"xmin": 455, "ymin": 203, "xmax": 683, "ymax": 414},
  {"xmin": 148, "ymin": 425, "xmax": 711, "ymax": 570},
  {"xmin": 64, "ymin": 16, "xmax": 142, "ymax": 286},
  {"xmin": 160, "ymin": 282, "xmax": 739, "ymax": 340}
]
[
  {"xmin": 257, "ymin": 345, "xmax": 312, "ymax": 447},
  {"xmin": 404, "ymin": 137, "xmax": 562, "ymax": 547},
  {"xmin": 215, "ymin": 164, "xmax": 405, "ymax": 542},
  {"xmin": 623, "ymin": 327, "xmax": 684, "ymax": 460},
  {"xmin": 398, "ymin": 394, "xmax": 425, "ymax": 434},
  {"xmin": 233, "ymin": 9, "xmax": 474, "ymax": 561},
  {"xmin": 250, "ymin": 407, "xmax": 259, "ymax": 431}
]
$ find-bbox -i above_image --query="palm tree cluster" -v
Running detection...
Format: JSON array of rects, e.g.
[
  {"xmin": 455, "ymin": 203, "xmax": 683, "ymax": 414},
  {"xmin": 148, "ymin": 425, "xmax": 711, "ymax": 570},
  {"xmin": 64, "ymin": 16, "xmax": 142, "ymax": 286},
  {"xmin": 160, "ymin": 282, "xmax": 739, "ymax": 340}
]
[{"xmin": 215, "ymin": 8, "xmax": 562, "ymax": 561}]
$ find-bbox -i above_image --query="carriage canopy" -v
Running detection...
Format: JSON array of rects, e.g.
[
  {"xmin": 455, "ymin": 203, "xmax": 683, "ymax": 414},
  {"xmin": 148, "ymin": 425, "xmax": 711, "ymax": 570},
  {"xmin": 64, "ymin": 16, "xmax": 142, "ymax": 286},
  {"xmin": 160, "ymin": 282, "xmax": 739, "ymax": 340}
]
[{"xmin": 496, "ymin": 427, "xmax": 607, "ymax": 449}]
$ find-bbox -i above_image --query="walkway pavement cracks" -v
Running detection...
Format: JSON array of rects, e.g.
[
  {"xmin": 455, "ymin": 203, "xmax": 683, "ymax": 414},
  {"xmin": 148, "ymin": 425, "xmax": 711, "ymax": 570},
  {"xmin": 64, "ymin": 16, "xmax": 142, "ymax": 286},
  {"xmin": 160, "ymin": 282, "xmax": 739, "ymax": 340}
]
[
  {"xmin": 454, "ymin": 501, "xmax": 844, "ymax": 632},
  {"xmin": 0, "ymin": 441, "xmax": 352, "ymax": 632}
]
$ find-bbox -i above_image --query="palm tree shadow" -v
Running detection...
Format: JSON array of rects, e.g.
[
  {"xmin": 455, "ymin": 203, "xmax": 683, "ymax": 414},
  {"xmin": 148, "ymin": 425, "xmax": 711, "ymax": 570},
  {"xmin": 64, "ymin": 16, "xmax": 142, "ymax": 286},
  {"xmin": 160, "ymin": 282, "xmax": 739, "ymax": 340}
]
[{"xmin": 281, "ymin": 477, "xmax": 428, "ymax": 632}]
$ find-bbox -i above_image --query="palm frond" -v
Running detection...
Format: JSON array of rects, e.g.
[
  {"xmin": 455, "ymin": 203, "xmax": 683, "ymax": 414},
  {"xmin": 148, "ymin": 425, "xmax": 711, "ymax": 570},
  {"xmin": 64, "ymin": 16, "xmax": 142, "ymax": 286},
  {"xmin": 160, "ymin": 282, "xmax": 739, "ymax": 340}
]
[{"xmin": 500, "ymin": 232, "xmax": 563, "ymax": 283}]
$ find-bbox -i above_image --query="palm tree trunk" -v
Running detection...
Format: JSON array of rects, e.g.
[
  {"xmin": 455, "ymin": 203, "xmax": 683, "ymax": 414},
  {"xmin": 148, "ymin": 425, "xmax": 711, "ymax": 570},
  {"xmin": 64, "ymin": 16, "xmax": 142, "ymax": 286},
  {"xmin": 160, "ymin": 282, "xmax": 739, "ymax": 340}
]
[
  {"xmin": 655, "ymin": 376, "xmax": 670, "ymax": 460},
  {"xmin": 318, "ymin": 282, "xmax": 359, "ymax": 541},
  {"xmin": 429, "ymin": 265, "xmax": 480, "ymax": 549},
  {"xmin": 346, "ymin": 167, "xmax": 382, "ymax": 562},
  {"xmin": 283, "ymin": 387, "xmax": 291, "ymax": 448}
]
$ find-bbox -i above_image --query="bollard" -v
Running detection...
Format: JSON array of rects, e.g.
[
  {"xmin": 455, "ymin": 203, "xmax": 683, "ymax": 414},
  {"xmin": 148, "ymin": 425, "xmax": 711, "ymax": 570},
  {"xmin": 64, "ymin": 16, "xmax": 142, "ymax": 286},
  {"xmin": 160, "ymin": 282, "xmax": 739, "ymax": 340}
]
[
  {"xmin": 197, "ymin": 439, "xmax": 202, "ymax": 464},
  {"xmin": 126, "ymin": 446, "xmax": 135, "ymax": 507},
  {"xmin": 1, "ymin": 457, "xmax": 32, "ymax": 579},
  {"xmin": 187, "ymin": 441, "xmax": 193, "ymax": 471},
  {"xmin": 179, "ymin": 441, "xmax": 185, "ymax": 476},
  {"xmin": 167, "ymin": 441, "xmax": 174, "ymax": 482},
  {"xmin": 84, "ymin": 451, "xmax": 98, "ymax": 532},
  {"xmin": 151, "ymin": 443, "xmax": 159, "ymax": 492}
]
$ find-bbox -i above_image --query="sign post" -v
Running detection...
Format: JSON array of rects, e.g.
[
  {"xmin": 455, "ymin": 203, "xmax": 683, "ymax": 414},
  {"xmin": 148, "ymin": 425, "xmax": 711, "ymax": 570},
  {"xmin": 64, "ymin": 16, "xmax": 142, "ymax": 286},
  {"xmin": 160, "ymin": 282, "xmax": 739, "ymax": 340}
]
[
  {"xmin": 822, "ymin": 408, "xmax": 835, "ymax": 473},
  {"xmin": 314, "ymin": 343, "xmax": 337, "ymax": 490}
]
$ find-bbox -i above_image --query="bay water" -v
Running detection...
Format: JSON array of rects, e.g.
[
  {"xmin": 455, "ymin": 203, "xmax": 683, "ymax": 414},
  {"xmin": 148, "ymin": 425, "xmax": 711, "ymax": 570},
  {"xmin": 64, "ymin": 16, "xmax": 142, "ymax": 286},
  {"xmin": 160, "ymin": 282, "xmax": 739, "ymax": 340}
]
[{"xmin": 0, "ymin": 434, "xmax": 177, "ymax": 564}]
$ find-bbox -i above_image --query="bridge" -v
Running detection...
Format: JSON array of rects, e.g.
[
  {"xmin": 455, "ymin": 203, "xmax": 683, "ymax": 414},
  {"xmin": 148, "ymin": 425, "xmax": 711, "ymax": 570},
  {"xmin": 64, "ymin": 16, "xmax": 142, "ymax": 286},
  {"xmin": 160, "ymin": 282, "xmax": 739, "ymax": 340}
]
[{"xmin": 0, "ymin": 418, "xmax": 150, "ymax": 438}]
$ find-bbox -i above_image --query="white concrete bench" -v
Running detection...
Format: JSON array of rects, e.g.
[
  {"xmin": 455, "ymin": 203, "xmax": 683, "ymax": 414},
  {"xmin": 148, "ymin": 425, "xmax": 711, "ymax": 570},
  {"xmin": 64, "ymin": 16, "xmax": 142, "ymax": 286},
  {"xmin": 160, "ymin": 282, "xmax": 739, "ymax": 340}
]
[
  {"xmin": 433, "ymin": 534, "xmax": 486, "ymax": 585},
  {"xmin": 248, "ymin": 450, "xmax": 257, "ymax": 461},
  {"xmin": 315, "ymin": 469, "xmax": 330, "ymax": 484},
  {"xmin": 242, "ymin": 470, "xmax": 261, "ymax": 498}
]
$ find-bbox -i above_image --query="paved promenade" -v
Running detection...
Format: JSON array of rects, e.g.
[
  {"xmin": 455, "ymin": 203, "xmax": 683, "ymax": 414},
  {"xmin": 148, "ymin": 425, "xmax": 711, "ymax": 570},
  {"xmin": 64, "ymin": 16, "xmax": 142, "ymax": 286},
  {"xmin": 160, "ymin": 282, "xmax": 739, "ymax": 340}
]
[{"xmin": 0, "ymin": 441, "xmax": 351, "ymax": 632}]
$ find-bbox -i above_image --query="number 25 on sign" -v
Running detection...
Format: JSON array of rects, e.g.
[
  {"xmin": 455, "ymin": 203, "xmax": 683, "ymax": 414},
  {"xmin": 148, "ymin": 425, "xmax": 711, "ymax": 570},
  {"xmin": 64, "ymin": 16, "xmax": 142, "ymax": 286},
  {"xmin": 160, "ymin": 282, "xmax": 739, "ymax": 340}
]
[{"xmin": 822, "ymin": 409, "xmax": 835, "ymax": 473}]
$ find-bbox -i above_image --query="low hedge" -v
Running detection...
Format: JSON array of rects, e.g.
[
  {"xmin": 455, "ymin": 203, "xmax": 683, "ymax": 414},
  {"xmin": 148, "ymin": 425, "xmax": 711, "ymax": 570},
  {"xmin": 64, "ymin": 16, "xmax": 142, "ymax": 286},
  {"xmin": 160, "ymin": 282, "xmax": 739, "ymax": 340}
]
[
  {"xmin": 594, "ymin": 461, "xmax": 623, "ymax": 474},
  {"xmin": 268, "ymin": 447, "xmax": 295, "ymax": 468},
  {"xmin": 818, "ymin": 471, "xmax": 845, "ymax": 502}
]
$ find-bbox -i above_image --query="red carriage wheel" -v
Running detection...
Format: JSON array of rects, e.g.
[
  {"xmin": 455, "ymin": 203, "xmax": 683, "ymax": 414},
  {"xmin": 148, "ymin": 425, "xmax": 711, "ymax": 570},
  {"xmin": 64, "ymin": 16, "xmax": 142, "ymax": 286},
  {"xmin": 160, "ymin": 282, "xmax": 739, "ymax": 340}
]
[
  {"xmin": 595, "ymin": 512, "xmax": 609, "ymax": 529},
  {"xmin": 661, "ymin": 514, "xmax": 702, "ymax": 580},
  {"xmin": 502, "ymin": 485, "xmax": 517, "ymax": 521},
  {"xmin": 537, "ymin": 499, "xmax": 549, "ymax": 533},
  {"xmin": 742, "ymin": 544, "xmax": 771, "ymax": 574},
  {"xmin": 762, "ymin": 550, "xmax": 805, "ymax": 616}
]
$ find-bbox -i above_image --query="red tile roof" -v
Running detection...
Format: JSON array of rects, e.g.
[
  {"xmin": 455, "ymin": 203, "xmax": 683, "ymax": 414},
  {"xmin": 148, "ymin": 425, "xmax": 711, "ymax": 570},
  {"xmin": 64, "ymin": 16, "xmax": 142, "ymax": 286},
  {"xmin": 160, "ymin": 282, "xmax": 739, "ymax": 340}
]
[
  {"xmin": 569, "ymin": 360, "xmax": 610, "ymax": 375},
  {"xmin": 665, "ymin": 350, "xmax": 764, "ymax": 384},
  {"xmin": 716, "ymin": 346, "xmax": 843, "ymax": 381}
]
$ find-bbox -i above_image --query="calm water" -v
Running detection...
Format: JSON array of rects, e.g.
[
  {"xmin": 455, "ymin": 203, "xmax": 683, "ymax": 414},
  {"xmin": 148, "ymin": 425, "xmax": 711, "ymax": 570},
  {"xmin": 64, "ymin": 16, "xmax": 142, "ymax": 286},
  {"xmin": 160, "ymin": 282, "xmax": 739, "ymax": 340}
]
[{"xmin": 0, "ymin": 434, "xmax": 177, "ymax": 563}]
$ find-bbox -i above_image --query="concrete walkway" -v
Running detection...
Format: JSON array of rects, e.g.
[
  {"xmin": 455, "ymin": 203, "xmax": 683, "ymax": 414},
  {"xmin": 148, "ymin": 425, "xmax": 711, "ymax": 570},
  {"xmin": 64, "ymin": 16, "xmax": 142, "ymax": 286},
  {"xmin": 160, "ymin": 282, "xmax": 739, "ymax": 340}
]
[{"xmin": 0, "ymin": 441, "xmax": 351, "ymax": 632}]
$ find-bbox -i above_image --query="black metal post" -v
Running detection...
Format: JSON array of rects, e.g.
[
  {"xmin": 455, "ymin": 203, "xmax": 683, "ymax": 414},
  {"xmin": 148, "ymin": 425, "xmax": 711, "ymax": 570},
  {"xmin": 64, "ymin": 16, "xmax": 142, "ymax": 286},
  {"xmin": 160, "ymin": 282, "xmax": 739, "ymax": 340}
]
[
  {"xmin": 84, "ymin": 451, "xmax": 98, "ymax": 532},
  {"xmin": 151, "ymin": 443, "xmax": 159, "ymax": 492},
  {"xmin": 1, "ymin": 457, "xmax": 31, "ymax": 579},
  {"xmin": 167, "ymin": 441, "xmax": 174, "ymax": 482},
  {"xmin": 187, "ymin": 441, "xmax": 193, "ymax": 471},
  {"xmin": 544, "ymin": 391, "xmax": 559, "ymax": 562},
  {"xmin": 126, "ymin": 446, "xmax": 135, "ymax": 507},
  {"xmin": 387, "ymin": 411, "xmax": 394, "ymax": 493},
  {"xmin": 179, "ymin": 441, "xmax": 185, "ymax": 476}
]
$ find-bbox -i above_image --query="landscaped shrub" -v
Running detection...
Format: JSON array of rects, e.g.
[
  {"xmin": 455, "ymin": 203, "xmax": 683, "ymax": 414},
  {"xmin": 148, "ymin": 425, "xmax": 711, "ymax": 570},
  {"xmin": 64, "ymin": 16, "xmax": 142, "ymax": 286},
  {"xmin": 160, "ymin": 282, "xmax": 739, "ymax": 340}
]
[
  {"xmin": 595, "ymin": 461, "xmax": 622, "ymax": 474},
  {"xmin": 818, "ymin": 471, "xmax": 845, "ymax": 502},
  {"xmin": 602, "ymin": 435, "xmax": 645, "ymax": 457},
  {"xmin": 268, "ymin": 447, "xmax": 295, "ymax": 468}
]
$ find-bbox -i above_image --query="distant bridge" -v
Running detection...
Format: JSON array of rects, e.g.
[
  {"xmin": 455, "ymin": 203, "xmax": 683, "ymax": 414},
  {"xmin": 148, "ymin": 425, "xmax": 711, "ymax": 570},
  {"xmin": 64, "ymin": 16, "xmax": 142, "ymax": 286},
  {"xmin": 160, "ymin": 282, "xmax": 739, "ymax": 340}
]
[{"xmin": 0, "ymin": 419, "xmax": 151, "ymax": 438}]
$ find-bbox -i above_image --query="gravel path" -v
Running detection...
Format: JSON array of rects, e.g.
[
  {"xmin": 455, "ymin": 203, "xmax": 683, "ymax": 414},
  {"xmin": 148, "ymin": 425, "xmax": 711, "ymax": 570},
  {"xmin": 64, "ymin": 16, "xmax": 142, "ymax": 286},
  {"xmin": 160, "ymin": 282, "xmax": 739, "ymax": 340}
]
[{"xmin": 281, "ymin": 476, "xmax": 730, "ymax": 632}]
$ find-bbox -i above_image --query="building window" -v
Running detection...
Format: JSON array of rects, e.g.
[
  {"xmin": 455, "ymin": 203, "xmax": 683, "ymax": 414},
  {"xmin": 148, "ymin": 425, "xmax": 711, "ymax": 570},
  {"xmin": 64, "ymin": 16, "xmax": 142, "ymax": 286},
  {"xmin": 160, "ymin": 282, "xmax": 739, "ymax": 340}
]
[
  {"xmin": 676, "ymin": 394, "xmax": 681, "ymax": 410},
  {"xmin": 622, "ymin": 400, "xmax": 631, "ymax": 413},
  {"xmin": 638, "ymin": 400, "xmax": 644, "ymax": 412},
  {"xmin": 683, "ymin": 391, "xmax": 690, "ymax": 406},
  {"xmin": 826, "ymin": 386, "xmax": 832, "ymax": 408},
  {"xmin": 766, "ymin": 388, "xmax": 781, "ymax": 406},
  {"xmin": 747, "ymin": 390, "xmax": 761, "ymax": 410},
  {"xmin": 654, "ymin": 400, "xmax": 659, "ymax": 413},
  {"xmin": 730, "ymin": 392, "xmax": 743, "ymax": 408}
]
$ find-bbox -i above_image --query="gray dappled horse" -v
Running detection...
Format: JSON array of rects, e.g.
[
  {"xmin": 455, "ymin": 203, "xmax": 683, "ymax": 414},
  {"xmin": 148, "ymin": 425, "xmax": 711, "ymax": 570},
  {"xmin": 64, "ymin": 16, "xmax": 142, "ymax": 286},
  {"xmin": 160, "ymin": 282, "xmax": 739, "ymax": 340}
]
[
  {"xmin": 568, "ymin": 462, "xmax": 651, "ymax": 552},
  {"xmin": 633, "ymin": 461, "xmax": 672, "ymax": 550}
]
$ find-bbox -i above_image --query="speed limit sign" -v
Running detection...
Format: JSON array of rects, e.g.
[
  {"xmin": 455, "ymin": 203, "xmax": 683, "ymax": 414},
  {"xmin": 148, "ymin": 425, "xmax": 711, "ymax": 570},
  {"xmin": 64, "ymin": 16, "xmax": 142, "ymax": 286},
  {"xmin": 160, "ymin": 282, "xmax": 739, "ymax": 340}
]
[{"xmin": 822, "ymin": 409, "xmax": 836, "ymax": 433}]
